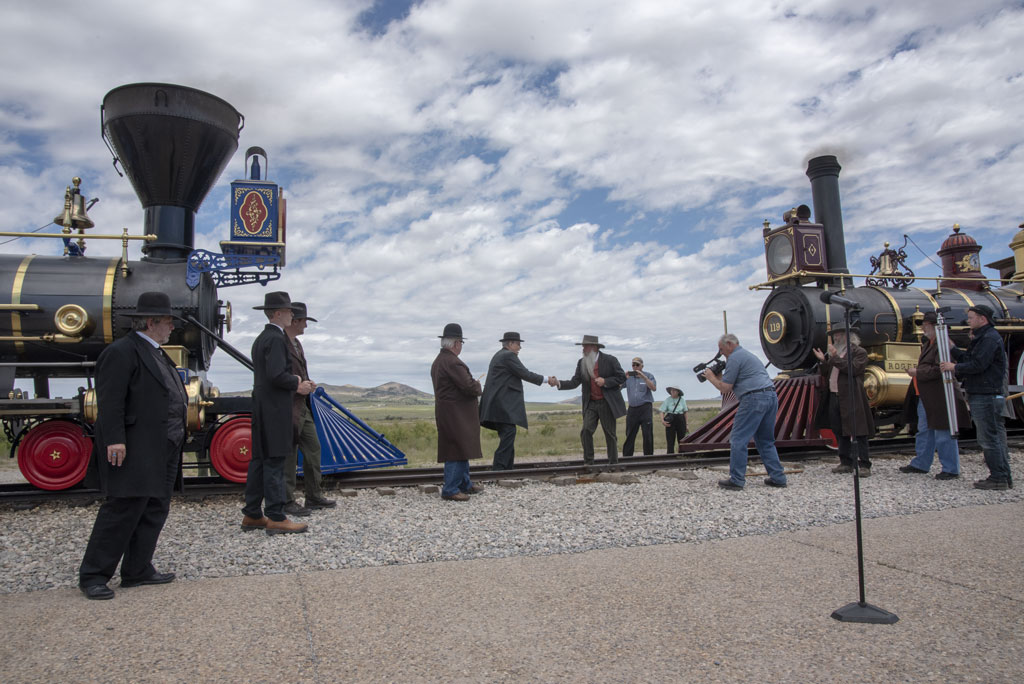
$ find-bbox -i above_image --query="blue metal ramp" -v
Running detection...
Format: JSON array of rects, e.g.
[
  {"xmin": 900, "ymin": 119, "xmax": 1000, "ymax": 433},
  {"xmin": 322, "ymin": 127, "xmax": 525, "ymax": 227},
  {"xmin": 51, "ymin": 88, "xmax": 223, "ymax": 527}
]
[{"xmin": 298, "ymin": 387, "xmax": 407, "ymax": 474}]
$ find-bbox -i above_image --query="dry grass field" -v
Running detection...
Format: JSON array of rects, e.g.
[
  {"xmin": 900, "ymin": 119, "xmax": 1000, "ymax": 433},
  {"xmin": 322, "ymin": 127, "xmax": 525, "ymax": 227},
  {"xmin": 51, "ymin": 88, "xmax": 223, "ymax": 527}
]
[{"xmin": 357, "ymin": 399, "xmax": 723, "ymax": 467}]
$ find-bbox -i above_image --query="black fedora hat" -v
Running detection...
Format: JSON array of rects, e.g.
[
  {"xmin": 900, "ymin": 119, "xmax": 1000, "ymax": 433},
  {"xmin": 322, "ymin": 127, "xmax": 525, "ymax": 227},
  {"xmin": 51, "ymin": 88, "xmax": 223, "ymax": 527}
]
[
  {"xmin": 921, "ymin": 311, "xmax": 938, "ymax": 325},
  {"xmin": 500, "ymin": 331, "xmax": 523, "ymax": 343},
  {"xmin": 124, "ymin": 291, "xmax": 174, "ymax": 317},
  {"xmin": 574, "ymin": 334, "xmax": 605, "ymax": 349},
  {"xmin": 439, "ymin": 323, "xmax": 465, "ymax": 340},
  {"xmin": 290, "ymin": 302, "xmax": 318, "ymax": 322},
  {"xmin": 253, "ymin": 291, "xmax": 292, "ymax": 310}
]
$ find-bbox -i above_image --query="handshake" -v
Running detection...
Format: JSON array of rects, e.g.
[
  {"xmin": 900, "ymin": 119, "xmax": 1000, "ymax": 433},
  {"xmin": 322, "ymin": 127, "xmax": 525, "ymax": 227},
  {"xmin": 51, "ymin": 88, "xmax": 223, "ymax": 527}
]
[{"xmin": 547, "ymin": 376, "xmax": 558, "ymax": 387}]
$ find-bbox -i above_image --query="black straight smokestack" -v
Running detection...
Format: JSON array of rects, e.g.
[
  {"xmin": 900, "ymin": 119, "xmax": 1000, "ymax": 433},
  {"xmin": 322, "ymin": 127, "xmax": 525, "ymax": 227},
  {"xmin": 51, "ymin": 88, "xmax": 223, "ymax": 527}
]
[
  {"xmin": 101, "ymin": 83, "xmax": 242, "ymax": 261},
  {"xmin": 805, "ymin": 155, "xmax": 848, "ymax": 277}
]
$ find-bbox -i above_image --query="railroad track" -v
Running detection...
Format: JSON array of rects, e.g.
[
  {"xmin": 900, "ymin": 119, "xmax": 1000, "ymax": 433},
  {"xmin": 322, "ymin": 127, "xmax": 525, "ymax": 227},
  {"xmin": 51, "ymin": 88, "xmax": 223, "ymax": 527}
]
[{"xmin": 4, "ymin": 432, "xmax": 992, "ymax": 508}]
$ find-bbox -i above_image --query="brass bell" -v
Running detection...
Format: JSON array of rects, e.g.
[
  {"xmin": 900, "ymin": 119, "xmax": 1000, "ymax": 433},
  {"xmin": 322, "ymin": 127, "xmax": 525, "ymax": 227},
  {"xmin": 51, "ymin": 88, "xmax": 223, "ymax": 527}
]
[{"xmin": 52, "ymin": 177, "xmax": 95, "ymax": 230}]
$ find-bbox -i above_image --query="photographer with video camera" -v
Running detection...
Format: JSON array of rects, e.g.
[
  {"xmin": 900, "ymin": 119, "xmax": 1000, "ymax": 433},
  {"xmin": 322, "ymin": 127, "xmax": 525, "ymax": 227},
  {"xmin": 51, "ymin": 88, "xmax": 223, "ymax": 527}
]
[{"xmin": 701, "ymin": 334, "xmax": 787, "ymax": 491}]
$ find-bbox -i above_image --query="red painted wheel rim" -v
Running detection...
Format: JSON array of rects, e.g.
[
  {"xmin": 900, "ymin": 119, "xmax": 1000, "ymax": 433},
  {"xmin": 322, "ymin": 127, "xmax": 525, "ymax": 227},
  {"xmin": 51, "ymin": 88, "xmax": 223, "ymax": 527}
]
[
  {"xmin": 209, "ymin": 416, "xmax": 252, "ymax": 483},
  {"xmin": 17, "ymin": 420, "xmax": 93, "ymax": 490},
  {"xmin": 819, "ymin": 428, "xmax": 839, "ymax": 450}
]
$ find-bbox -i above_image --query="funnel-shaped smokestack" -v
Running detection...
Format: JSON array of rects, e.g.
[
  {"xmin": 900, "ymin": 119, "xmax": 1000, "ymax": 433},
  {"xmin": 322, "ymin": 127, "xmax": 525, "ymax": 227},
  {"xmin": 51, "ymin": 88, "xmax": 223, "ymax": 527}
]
[
  {"xmin": 805, "ymin": 155, "xmax": 848, "ymax": 277},
  {"xmin": 102, "ymin": 83, "xmax": 243, "ymax": 261}
]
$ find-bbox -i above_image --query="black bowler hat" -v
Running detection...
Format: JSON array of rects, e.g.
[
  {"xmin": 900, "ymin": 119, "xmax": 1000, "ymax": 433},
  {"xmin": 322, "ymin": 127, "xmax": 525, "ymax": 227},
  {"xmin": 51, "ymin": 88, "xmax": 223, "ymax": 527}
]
[
  {"xmin": 500, "ymin": 331, "xmax": 523, "ymax": 343},
  {"xmin": 967, "ymin": 304, "xmax": 995, "ymax": 323},
  {"xmin": 439, "ymin": 323, "xmax": 465, "ymax": 340},
  {"xmin": 124, "ymin": 291, "xmax": 174, "ymax": 317},
  {"xmin": 253, "ymin": 291, "xmax": 292, "ymax": 310},
  {"xmin": 290, "ymin": 302, "xmax": 318, "ymax": 322}
]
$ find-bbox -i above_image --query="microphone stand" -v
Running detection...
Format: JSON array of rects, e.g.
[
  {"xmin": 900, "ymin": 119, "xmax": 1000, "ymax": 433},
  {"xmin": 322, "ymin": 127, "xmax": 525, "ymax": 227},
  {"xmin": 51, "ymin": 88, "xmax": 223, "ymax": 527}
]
[{"xmin": 830, "ymin": 304, "xmax": 899, "ymax": 624}]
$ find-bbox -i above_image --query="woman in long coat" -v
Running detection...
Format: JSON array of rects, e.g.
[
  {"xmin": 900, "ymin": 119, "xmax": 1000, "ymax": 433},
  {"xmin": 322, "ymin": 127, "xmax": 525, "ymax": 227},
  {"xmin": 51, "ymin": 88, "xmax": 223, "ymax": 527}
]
[
  {"xmin": 431, "ymin": 323, "xmax": 483, "ymax": 501},
  {"xmin": 813, "ymin": 329, "xmax": 875, "ymax": 474},
  {"xmin": 899, "ymin": 312, "xmax": 970, "ymax": 478}
]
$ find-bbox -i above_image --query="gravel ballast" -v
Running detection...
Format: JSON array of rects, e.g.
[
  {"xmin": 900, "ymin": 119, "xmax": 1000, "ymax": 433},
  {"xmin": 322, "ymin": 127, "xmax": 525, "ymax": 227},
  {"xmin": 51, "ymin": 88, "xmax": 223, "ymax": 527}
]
[{"xmin": 1, "ymin": 452, "xmax": 1020, "ymax": 594}]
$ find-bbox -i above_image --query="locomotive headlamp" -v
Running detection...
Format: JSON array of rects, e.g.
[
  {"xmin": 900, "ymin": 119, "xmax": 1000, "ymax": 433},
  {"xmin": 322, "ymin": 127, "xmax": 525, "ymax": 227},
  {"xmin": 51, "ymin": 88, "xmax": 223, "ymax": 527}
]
[
  {"xmin": 54, "ymin": 304, "xmax": 92, "ymax": 336},
  {"xmin": 763, "ymin": 206, "xmax": 828, "ymax": 280}
]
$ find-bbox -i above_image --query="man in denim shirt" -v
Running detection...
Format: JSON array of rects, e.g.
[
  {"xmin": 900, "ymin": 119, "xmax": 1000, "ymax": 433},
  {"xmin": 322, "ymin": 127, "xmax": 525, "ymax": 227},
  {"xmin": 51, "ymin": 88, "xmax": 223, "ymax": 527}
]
[
  {"xmin": 622, "ymin": 356, "xmax": 656, "ymax": 457},
  {"xmin": 940, "ymin": 305, "xmax": 1014, "ymax": 490},
  {"xmin": 703, "ymin": 334, "xmax": 787, "ymax": 490}
]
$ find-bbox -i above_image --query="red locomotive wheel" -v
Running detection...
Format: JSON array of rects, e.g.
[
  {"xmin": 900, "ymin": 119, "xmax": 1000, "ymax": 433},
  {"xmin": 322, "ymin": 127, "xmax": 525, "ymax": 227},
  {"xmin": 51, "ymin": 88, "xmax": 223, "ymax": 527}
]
[
  {"xmin": 209, "ymin": 415, "xmax": 252, "ymax": 483},
  {"xmin": 17, "ymin": 420, "xmax": 93, "ymax": 491},
  {"xmin": 819, "ymin": 428, "xmax": 839, "ymax": 450}
]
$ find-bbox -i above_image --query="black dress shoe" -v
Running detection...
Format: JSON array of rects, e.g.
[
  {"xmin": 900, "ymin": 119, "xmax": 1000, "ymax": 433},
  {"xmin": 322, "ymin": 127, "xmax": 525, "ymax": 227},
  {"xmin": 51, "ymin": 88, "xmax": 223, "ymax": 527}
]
[
  {"xmin": 305, "ymin": 497, "xmax": 337, "ymax": 509},
  {"xmin": 718, "ymin": 478, "xmax": 743, "ymax": 490},
  {"xmin": 283, "ymin": 501, "xmax": 312, "ymax": 516},
  {"xmin": 763, "ymin": 478, "xmax": 787, "ymax": 488},
  {"xmin": 80, "ymin": 584, "xmax": 114, "ymax": 600},
  {"xmin": 899, "ymin": 465, "xmax": 929, "ymax": 474},
  {"xmin": 120, "ymin": 572, "xmax": 176, "ymax": 588},
  {"xmin": 935, "ymin": 471, "xmax": 960, "ymax": 480}
]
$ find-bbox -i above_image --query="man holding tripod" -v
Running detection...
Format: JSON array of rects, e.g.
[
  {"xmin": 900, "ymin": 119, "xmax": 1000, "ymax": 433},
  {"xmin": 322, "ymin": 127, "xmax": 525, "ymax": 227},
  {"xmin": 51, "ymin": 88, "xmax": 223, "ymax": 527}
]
[{"xmin": 702, "ymin": 334, "xmax": 787, "ymax": 490}]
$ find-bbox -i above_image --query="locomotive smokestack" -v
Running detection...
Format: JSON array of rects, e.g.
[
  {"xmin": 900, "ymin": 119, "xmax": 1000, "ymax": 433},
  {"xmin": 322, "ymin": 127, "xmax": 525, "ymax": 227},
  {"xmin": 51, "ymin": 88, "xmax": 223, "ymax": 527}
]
[
  {"xmin": 805, "ymin": 155, "xmax": 849, "ymax": 278},
  {"xmin": 101, "ymin": 83, "xmax": 243, "ymax": 261}
]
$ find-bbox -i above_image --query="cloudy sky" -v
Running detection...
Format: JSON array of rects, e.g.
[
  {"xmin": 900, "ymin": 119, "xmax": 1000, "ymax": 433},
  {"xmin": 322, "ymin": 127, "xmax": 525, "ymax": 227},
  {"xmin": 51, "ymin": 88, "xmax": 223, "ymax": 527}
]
[{"xmin": 2, "ymin": 0, "xmax": 1022, "ymax": 402}]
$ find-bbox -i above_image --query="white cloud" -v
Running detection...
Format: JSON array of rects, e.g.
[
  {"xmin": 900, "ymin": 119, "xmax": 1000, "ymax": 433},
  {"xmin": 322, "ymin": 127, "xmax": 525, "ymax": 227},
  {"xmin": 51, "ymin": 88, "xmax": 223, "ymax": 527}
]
[{"xmin": 2, "ymin": 0, "xmax": 1022, "ymax": 405}]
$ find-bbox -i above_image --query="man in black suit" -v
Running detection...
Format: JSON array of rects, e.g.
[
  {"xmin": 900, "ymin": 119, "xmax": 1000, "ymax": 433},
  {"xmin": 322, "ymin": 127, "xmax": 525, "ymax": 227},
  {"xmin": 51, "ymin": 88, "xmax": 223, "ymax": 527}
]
[
  {"xmin": 78, "ymin": 292, "xmax": 188, "ymax": 600},
  {"xmin": 282, "ymin": 301, "xmax": 335, "ymax": 513},
  {"xmin": 479, "ymin": 332, "xmax": 546, "ymax": 470},
  {"xmin": 549, "ymin": 334, "xmax": 627, "ymax": 470},
  {"xmin": 241, "ymin": 291, "xmax": 314, "ymax": 535}
]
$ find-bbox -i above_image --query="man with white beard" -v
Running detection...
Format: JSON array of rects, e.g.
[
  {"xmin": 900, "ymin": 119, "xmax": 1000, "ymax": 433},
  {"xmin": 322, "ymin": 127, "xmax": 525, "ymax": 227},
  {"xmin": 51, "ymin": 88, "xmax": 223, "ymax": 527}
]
[{"xmin": 549, "ymin": 335, "xmax": 627, "ymax": 471}]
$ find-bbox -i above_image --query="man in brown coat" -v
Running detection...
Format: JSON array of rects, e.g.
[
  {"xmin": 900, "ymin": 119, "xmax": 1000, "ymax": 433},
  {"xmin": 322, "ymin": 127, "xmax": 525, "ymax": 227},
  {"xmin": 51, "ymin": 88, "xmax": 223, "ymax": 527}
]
[
  {"xmin": 430, "ymin": 323, "xmax": 484, "ymax": 501},
  {"xmin": 281, "ymin": 302, "xmax": 336, "ymax": 514},
  {"xmin": 900, "ymin": 312, "xmax": 968, "ymax": 479}
]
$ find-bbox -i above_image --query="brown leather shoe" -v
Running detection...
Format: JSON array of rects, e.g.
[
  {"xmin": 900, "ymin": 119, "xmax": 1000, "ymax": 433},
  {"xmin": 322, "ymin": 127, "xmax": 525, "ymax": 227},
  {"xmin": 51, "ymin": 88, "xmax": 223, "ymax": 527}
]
[
  {"xmin": 241, "ymin": 515, "xmax": 270, "ymax": 531},
  {"xmin": 266, "ymin": 518, "xmax": 308, "ymax": 535},
  {"xmin": 465, "ymin": 484, "xmax": 485, "ymax": 494},
  {"xmin": 442, "ymin": 492, "xmax": 470, "ymax": 501}
]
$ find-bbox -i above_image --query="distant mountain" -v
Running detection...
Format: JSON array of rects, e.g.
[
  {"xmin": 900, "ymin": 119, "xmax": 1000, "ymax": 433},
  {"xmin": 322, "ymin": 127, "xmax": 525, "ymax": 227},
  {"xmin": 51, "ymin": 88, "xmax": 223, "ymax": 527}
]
[
  {"xmin": 221, "ymin": 382, "xmax": 433, "ymax": 405},
  {"xmin": 320, "ymin": 382, "xmax": 434, "ymax": 404}
]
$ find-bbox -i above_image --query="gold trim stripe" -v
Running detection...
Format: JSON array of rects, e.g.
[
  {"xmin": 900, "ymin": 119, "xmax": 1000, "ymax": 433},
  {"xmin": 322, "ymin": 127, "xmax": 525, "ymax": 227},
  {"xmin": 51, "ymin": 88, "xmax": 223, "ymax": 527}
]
[
  {"xmin": 867, "ymin": 286, "xmax": 903, "ymax": 341},
  {"xmin": 909, "ymin": 287, "xmax": 939, "ymax": 311},
  {"xmin": 11, "ymin": 255, "xmax": 36, "ymax": 354},
  {"xmin": 103, "ymin": 258, "xmax": 119, "ymax": 343}
]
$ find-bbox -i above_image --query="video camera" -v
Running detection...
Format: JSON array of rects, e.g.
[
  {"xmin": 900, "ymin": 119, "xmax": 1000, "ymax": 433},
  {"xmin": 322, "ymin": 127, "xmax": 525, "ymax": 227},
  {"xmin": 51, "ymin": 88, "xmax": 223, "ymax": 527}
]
[{"xmin": 694, "ymin": 352, "xmax": 726, "ymax": 383}]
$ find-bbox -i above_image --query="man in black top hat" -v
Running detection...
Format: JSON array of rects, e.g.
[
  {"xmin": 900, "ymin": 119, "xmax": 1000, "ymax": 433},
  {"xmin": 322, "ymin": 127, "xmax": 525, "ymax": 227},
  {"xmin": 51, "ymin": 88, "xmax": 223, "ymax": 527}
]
[
  {"xmin": 549, "ymin": 335, "xmax": 627, "ymax": 470},
  {"xmin": 78, "ymin": 292, "xmax": 187, "ymax": 599},
  {"xmin": 241, "ymin": 291, "xmax": 315, "ymax": 533},
  {"xmin": 940, "ymin": 305, "xmax": 1014, "ymax": 490},
  {"xmin": 282, "ymin": 301, "xmax": 335, "ymax": 513},
  {"xmin": 479, "ymin": 332, "xmax": 546, "ymax": 470}
]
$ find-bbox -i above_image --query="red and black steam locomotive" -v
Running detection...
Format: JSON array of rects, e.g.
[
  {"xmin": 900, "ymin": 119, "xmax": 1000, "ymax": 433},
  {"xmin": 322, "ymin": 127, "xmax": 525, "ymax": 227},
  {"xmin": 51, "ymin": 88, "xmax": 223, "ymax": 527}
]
[
  {"xmin": 687, "ymin": 155, "xmax": 1024, "ymax": 447},
  {"xmin": 0, "ymin": 83, "xmax": 278, "ymax": 489}
]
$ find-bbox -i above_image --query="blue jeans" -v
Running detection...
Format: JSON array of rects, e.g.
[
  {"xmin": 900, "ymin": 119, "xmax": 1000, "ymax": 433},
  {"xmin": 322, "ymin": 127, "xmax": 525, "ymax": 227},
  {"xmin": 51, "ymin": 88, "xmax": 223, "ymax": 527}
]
[
  {"xmin": 910, "ymin": 398, "xmax": 960, "ymax": 474},
  {"xmin": 967, "ymin": 394, "xmax": 1012, "ymax": 483},
  {"xmin": 729, "ymin": 391, "xmax": 786, "ymax": 487},
  {"xmin": 442, "ymin": 460, "xmax": 472, "ymax": 497}
]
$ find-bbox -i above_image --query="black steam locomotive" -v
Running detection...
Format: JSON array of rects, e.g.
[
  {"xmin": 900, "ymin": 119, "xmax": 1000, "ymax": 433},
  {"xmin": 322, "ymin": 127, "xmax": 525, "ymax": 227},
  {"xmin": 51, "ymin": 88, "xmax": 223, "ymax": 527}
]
[
  {"xmin": 756, "ymin": 155, "xmax": 1024, "ymax": 429},
  {"xmin": 1, "ymin": 83, "xmax": 280, "ymax": 490}
]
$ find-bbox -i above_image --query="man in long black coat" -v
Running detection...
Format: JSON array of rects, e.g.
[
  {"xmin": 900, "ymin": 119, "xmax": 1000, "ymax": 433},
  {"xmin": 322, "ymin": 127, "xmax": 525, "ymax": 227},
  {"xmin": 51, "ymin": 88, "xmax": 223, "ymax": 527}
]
[
  {"xmin": 241, "ymin": 291, "xmax": 313, "ymax": 534},
  {"xmin": 479, "ymin": 332, "xmax": 545, "ymax": 470},
  {"xmin": 549, "ymin": 334, "xmax": 627, "ymax": 469},
  {"xmin": 78, "ymin": 292, "xmax": 187, "ymax": 600}
]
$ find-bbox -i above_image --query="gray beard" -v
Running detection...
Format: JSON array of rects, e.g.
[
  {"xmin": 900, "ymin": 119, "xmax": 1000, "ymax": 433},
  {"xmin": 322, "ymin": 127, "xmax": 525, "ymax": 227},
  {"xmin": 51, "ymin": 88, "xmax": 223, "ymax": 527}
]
[{"xmin": 581, "ymin": 351, "xmax": 599, "ymax": 379}]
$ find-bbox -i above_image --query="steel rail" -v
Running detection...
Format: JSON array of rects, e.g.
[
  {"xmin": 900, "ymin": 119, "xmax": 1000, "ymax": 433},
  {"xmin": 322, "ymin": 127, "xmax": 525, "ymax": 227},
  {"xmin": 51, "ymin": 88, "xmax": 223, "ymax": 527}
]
[{"xmin": 6, "ymin": 433, "xmax": 1007, "ymax": 507}]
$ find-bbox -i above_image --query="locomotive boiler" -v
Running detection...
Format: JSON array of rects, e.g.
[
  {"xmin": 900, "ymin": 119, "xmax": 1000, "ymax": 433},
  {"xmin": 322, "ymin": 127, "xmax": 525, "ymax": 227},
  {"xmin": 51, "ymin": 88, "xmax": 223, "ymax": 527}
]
[
  {"xmin": 0, "ymin": 83, "xmax": 261, "ymax": 489},
  {"xmin": 756, "ymin": 155, "xmax": 1024, "ymax": 428}
]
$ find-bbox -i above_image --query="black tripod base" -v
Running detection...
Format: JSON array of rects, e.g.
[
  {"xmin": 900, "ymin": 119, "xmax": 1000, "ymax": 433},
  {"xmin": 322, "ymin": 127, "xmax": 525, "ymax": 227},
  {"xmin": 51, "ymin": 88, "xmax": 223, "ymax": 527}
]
[{"xmin": 831, "ymin": 601, "xmax": 899, "ymax": 624}]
